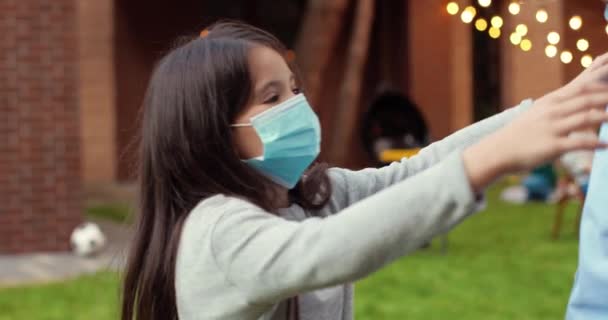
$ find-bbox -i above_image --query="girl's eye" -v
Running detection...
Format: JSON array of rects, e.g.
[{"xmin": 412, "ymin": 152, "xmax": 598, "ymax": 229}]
[
  {"xmin": 264, "ymin": 95, "xmax": 279, "ymax": 104},
  {"xmin": 292, "ymin": 87, "xmax": 301, "ymax": 95}
]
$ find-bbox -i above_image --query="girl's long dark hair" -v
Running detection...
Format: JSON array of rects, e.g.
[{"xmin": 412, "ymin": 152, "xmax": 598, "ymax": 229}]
[{"xmin": 121, "ymin": 21, "xmax": 331, "ymax": 320}]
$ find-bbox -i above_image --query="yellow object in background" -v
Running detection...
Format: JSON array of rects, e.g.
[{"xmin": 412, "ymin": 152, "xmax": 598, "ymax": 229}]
[{"xmin": 379, "ymin": 148, "xmax": 421, "ymax": 163}]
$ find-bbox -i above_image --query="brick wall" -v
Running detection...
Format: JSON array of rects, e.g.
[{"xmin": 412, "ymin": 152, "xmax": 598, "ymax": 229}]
[
  {"xmin": 501, "ymin": 0, "xmax": 565, "ymax": 108},
  {"xmin": 408, "ymin": 0, "xmax": 473, "ymax": 139},
  {"xmin": 0, "ymin": 0, "xmax": 82, "ymax": 253}
]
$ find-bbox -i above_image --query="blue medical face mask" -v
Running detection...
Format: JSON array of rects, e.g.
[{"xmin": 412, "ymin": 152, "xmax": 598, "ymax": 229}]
[{"xmin": 231, "ymin": 94, "xmax": 321, "ymax": 189}]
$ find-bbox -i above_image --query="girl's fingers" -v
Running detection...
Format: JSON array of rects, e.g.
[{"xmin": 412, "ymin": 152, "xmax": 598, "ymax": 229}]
[
  {"xmin": 552, "ymin": 82, "xmax": 608, "ymax": 105},
  {"xmin": 558, "ymin": 136, "xmax": 607, "ymax": 154},
  {"xmin": 585, "ymin": 62, "xmax": 608, "ymax": 82},
  {"xmin": 589, "ymin": 52, "xmax": 608, "ymax": 70},
  {"xmin": 555, "ymin": 110, "xmax": 608, "ymax": 135},
  {"xmin": 554, "ymin": 91, "xmax": 608, "ymax": 117}
]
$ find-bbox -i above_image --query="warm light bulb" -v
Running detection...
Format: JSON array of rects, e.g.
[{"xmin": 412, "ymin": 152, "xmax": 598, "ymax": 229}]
[
  {"xmin": 545, "ymin": 45, "xmax": 558, "ymax": 58},
  {"xmin": 489, "ymin": 27, "xmax": 501, "ymax": 39},
  {"xmin": 561, "ymin": 51, "xmax": 573, "ymax": 64},
  {"xmin": 547, "ymin": 32, "xmax": 560, "ymax": 45},
  {"xmin": 491, "ymin": 16, "xmax": 504, "ymax": 28},
  {"xmin": 508, "ymin": 2, "xmax": 521, "ymax": 15},
  {"xmin": 576, "ymin": 39, "xmax": 589, "ymax": 52},
  {"xmin": 478, "ymin": 0, "xmax": 492, "ymax": 7},
  {"xmin": 461, "ymin": 6, "xmax": 477, "ymax": 23},
  {"xmin": 605, "ymin": 24, "xmax": 608, "ymax": 35},
  {"xmin": 581, "ymin": 55, "xmax": 593, "ymax": 68},
  {"xmin": 536, "ymin": 9, "xmax": 548, "ymax": 23},
  {"xmin": 510, "ymin": 33, "xmax": 522, "ymax": 45},
  {"xmin": 447, "ymin": 2, "xmax": 459, "ymax": 15},
  {"xmin": 569, "ymin": 16, "xmax": 583, "ymax": 30},
  {"xmin": 475, "ymin": 18, "xmax": 488, "ymax": 31},
  {"xmin": 520, "ymin": 39, "xmax": 532, "ymax": 51},
  {"xmin": 516, "ymin": 24, "xmax": 528, "ymax": 36}
]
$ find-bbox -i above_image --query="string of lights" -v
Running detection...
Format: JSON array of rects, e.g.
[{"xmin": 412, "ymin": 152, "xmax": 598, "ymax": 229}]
[{"xmin": 446, "ymin": 0, "xmax": 598, "ymax": 68}]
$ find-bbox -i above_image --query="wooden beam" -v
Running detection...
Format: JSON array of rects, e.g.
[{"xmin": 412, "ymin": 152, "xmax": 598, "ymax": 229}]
[{"xmin": 327, "ymin": 0, "xmax": 375, "ymax": 165}]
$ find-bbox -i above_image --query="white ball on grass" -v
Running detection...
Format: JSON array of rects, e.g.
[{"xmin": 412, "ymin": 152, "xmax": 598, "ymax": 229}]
[{"xmin": 70, "ymin": 222, "xmax": 107, "ymax": 257}]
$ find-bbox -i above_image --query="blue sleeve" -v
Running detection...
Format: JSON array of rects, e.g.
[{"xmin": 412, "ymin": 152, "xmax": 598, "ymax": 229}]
[{"xmin": 566, "ymin": 120, "xmax": 608, "ymax": 319}]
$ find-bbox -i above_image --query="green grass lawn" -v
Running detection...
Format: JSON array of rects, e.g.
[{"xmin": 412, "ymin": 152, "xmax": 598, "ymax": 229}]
[
  {"xmin": 0, "ymin": 272, "xmax": 121, "ymax": 320},
  {"xmin": 86, "ymin": 203, "xmax": 133, "ymax": 224},
  {"xmin": 0, "ymin": 184, "xmax": 582, "ymax": 319},
  {"xmin": 355, "ymin": 185, "xmax": 580, "ymax": 319}
]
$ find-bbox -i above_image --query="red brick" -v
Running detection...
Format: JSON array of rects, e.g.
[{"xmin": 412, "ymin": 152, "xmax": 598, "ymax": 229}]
[{"xmin": 1, "ymin": 0, "xmax": 82, "ymax": 253}]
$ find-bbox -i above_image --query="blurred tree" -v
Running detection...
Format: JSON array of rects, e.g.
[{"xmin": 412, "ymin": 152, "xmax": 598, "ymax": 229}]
[
  {"xmin": 295, "ymin": 0, "xmax": 350, "ymax": 108},
  {"xmin": 328, "ymin": 0, "xmax": 374, "ymax": 164},
  {"xmin": 296, "ymin": 0, "xmax": 378, "ymax": 165}
]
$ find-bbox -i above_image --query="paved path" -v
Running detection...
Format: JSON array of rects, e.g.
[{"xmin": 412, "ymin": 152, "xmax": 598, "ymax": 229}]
[{"xmin": 0, "ymin": 218, "xmax": 130, "ymax": 288}]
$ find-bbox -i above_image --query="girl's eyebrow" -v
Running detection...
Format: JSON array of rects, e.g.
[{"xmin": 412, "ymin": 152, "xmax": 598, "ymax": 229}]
[
  {"xmin": 255, "ymin": 81, "xmax": 282, "ymax": 99},
  {"xmin": 255, "ymin": 74, "xmax": 295, "ymax": 98}
]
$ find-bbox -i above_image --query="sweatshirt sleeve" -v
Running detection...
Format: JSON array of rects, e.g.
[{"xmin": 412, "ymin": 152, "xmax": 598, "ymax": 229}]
[
  {"xmin": 326, "ymin": 99, "xmax": 533, "ymax": 210},
  {"xmin": 210, "ymin": 151, "xmax": 479, "ymax": 305}
]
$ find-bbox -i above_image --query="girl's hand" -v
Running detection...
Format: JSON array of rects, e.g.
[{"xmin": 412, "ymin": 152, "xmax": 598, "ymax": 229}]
[
  {"xmin": 537, "ymin": 52, "xmax": 608, "ymax": 105},
  {"xmin": 464, "ymin": 84, "xmax": 608, "ymax": 192}
]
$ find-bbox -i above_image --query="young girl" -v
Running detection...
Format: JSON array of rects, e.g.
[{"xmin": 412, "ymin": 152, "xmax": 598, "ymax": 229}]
[{"xmin": 122, "ymin": 21, "xmax": 608, "ymax": 320}]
